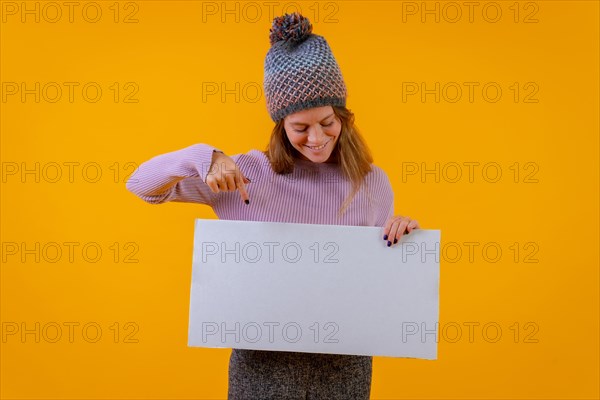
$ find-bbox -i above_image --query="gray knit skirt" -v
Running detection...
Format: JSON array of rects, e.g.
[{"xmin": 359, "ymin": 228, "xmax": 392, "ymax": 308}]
[{"xmin": 227, "ymin": 348, "xmax": 372, "ymax": 400}]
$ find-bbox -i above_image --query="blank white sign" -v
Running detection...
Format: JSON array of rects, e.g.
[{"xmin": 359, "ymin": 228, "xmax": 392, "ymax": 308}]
[{"xmin": 187, "ymin": 218, "xmax": 440, "ymax": 359}]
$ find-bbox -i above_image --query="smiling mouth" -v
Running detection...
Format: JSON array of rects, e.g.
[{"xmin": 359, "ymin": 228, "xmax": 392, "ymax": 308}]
[{"xmin": 304, "ymin": 139, "xmax": 332, "ymax": 150}]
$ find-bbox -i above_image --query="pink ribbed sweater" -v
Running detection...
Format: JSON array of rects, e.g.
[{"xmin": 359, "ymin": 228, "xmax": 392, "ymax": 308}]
[{"xmin": 125, "ymin": 143, "xmax": 394, "ymax": 227}]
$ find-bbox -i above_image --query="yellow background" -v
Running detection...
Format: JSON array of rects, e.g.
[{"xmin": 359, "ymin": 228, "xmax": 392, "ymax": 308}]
[{"xmin": 1, "ymin": 1, "xmax": 598, "ymax": 399}]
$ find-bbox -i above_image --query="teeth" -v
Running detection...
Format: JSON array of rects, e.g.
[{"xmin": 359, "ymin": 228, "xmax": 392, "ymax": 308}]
[{"xmin": 306, "ymin": 140, "xmax": 329, "ymax": 150}]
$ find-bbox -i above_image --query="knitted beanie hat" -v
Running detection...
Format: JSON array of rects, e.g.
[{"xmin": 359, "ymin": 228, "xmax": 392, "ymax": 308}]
[{"xmin": 263, "ymin": 13, "xmax": 347, "ymax": 122}]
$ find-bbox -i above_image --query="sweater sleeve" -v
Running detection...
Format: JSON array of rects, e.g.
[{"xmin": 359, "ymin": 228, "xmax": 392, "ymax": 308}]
[
  {"xmin": 374, "ymin": 168, "xmax": 395, "ymax": 227},
  {"xmin": 125, "ymin": 143, "xmax": 222, "ymax": 206}
]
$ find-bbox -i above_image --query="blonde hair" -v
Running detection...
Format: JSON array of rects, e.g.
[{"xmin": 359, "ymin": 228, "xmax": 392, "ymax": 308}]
[{"xmin": 262, "ymin": 105, "xmax": 374, "ymax": 218}]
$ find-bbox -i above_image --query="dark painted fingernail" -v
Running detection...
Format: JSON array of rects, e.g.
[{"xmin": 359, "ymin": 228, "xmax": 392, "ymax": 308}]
[
  {"xmin": 387, "ymin": 241, "xmax": 391, "ymax": 247},
  {"xmin": 247, "ymin": 178, "xmax": 251, "ymax": 182},
  {"xmin": 393, "ymin": 238, "xmax": 398, "ymax": 244},
  {"xmin": 383, "ymin": 234, "xmax": 388, "ymax": 240},
  {"xmin": 245, "ymin": 199, "xmax": 249, "ymax": 205}
]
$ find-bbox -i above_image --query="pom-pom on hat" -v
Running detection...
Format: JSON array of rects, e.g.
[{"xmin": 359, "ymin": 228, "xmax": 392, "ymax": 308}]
[{"xmin": 263, "ymin": 12, "xmax": 347, "ymax": 122}]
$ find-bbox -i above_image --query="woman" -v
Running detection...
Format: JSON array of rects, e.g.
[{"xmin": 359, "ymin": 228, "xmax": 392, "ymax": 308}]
[{"xmin": 126, "ymin": 12, "xmax": 419, "ymax": 400}]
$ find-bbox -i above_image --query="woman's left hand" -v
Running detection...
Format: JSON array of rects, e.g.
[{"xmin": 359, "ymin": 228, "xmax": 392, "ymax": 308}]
[{"xmin": 382, "ymin": 215, "xmax": 420, "ymax": 247}]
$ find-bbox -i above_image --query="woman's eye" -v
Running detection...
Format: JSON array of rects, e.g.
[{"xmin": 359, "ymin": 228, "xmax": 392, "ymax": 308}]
[{"xmin": 294, "ymin": 121, "xmax": 333, "ymax": 133}]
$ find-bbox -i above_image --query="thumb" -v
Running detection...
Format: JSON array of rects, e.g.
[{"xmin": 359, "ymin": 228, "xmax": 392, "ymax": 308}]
[{"xmin": 237, "ymin": 170, "xmax": 251, "ymax": 185}]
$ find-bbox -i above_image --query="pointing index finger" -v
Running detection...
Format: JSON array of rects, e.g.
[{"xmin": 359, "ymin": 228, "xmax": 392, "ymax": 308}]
[{"xmin": 235, "ymin": 173, "xmax": 250, "ymax": 204}]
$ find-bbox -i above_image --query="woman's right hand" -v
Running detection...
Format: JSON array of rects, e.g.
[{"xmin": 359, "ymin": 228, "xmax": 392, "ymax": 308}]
[{"xmin": 205, "ymin": 150, "xmax": 251, "ymax": 204}]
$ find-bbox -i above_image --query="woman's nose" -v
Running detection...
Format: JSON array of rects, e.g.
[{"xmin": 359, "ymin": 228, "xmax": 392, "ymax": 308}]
[{"xmin": 308, "ymin": 125, "xmax": 326, "ymax": 143}]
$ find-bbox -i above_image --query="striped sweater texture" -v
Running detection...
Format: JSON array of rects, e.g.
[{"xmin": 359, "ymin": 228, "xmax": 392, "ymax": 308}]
[{"xmin": 125, "ymin": 143, "xmax": 394, "ymax": 227}]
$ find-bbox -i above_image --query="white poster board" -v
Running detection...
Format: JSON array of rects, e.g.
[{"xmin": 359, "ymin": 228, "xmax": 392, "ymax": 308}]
[{"xmin": 188, "ymin": 219, "xmax": 440, "ymax": 359}]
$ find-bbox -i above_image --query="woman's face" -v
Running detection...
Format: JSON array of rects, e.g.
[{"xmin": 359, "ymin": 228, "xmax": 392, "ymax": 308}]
[{"xmin": 283, "ymin": 105, "xmax": 341, "ymax": 163}]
